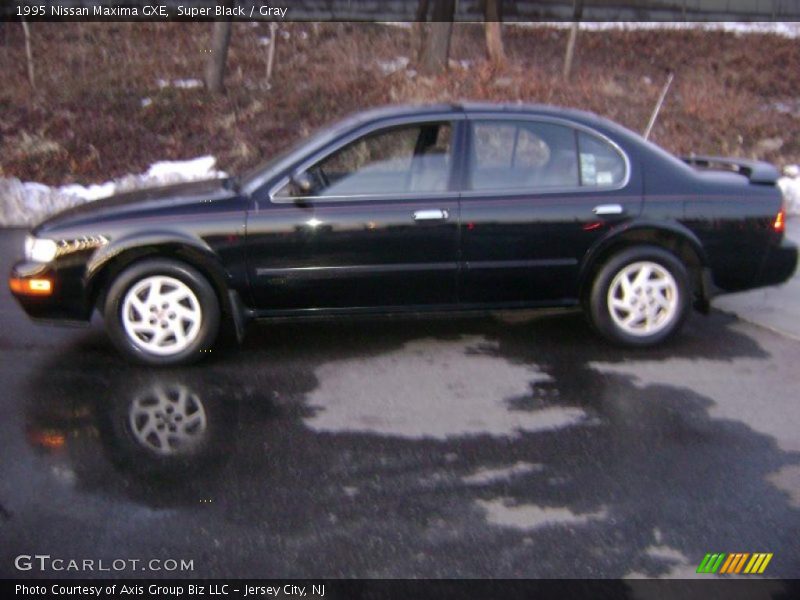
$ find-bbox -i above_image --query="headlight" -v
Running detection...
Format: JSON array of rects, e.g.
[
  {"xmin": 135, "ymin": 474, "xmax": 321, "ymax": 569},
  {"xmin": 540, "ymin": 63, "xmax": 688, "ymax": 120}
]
[{"xmin": 24, "ymin": 235, "xmax": 58, "ymax": 263}]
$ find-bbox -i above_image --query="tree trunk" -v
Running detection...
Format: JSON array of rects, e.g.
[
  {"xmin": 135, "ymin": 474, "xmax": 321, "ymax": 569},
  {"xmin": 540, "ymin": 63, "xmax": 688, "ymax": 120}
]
[
  {"xmin": 21, "ymin": 19, "xmax": 35, "ymax": 90},
  {"xmin": 562, "ymin": 0, "xmax": 583, "ymax": 80},
  {"xmin": 562, "ymin": 21, "xmax": 578, "ymax": 79},
  {"xmin": 484, "ymin": 0, "xmax": 505, "ymax": 67},
  {"xmin": 417, "ymin": 0, "xmax": 455, "ymax": 76},
  {"xmin": 412, "ymin": 0, "xmax": 430, "ymax": 62},
  {"xmin": 419, "ymin": 21, "xmax": 453, "ymax": 75},
  {"xmin": 205, "ymin": 19, "xmax": 233, "ymax": 93}
]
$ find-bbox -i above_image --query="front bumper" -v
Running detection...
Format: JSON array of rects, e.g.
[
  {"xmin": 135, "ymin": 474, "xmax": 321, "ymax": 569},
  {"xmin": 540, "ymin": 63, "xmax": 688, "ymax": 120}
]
[
  {"xmin": 755, "ymin": 239, "xmax": 799, "ymax": 287},
  {"xmin": 9, "ymin": 260, "xmax": 92, "ymax": 323}
]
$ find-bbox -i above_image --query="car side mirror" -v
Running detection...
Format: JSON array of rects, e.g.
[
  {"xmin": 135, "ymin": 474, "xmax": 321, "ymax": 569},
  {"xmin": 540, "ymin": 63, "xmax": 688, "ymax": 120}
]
[{"xmin": 290, "ymin": 171, "xmax": 314, "ymax": 196}]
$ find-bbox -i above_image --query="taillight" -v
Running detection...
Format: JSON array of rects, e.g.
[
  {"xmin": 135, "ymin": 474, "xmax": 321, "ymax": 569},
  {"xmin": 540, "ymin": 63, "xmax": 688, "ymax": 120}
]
[{"xmin": 773, "ymin": 208, "xmax": 785, "ymax": 233}]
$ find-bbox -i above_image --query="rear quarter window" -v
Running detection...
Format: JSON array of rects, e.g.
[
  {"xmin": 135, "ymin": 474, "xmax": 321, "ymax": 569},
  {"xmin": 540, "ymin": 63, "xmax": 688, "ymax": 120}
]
[{"xmin": 577, "ymin": 131, "xmax": 627, "ymax": 187}]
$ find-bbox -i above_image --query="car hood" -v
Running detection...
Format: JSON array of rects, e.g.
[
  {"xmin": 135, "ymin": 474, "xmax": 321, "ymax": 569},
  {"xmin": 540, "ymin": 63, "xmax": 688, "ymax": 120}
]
[{"xmin": 34, "ymin": 178, "xmax": 237, "ymax": 235}]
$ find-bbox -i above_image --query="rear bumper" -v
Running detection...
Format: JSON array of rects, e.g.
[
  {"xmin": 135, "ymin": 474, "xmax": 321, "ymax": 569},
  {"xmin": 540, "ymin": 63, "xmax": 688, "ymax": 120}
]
[
  {"xmin": 9, "ymin": 260, "xmax": 92, "ymax": 322},
  {"xmin": 756, "ymin": 239, "xmax": 799, "ymax": 287}
]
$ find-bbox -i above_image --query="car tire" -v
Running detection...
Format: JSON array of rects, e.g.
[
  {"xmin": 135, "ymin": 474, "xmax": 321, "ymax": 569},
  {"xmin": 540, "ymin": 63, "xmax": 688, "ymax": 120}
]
[
  {"xmin": 589, "ymin": 246, "xmax": 690, "ymax": 347},
  {"xmin": 104, "ymin": 259, "xmax": 220, "ymax": 366}
]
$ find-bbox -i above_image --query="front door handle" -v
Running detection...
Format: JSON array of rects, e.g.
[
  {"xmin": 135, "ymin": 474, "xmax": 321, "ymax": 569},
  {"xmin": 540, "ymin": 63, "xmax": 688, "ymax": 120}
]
[
  {"xmin": 413, "ymin": 208, "xmax": 449, "ymax": 221},
  {"xmin": 592, "ymin": 204, "xmax": 625, "ymax": 216}
]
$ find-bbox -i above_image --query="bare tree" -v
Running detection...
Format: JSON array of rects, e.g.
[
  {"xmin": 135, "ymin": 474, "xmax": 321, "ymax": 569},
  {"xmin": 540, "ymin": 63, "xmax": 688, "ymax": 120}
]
[
  {"xmin": 483, "ymin": 0, "xmax": 505, "ymax": 67},
  {"xmin": 21, "ymin": 19, "xmax": 35, "ymax": 89},
  {"xmin": 265, "ymin": 22, "xmax": 278, "ymax": 86},
  {"xmin": 416, "ymin": 0, "xmax": 456, "ymax": 76},
  {"xmin": 563, "ymin": 0, "xmax": 584, "ymax": 80},
  {"xmin": 205, "ymin": 12, "xmax": 233, "ymax": 93}
]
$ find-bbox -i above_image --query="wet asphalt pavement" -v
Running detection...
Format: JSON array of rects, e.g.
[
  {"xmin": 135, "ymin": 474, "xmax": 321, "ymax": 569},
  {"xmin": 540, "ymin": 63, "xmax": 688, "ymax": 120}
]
[{"xmin": 0, "ymin": 228, "xmax": 798, "ymax": 580}]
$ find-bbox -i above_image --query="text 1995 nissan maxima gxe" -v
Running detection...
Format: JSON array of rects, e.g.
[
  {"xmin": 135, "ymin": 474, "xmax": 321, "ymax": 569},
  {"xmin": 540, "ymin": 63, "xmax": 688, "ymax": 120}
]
[{"xmin": 10, "ymin": 103, "xmax": 798, "ymax": 365}]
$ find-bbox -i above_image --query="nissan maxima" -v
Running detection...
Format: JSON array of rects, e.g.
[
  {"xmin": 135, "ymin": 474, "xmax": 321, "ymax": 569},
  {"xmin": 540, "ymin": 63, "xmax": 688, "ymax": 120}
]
[{"xmin": 10, "ymin": 103, "xmax": 797, "ymax": 365}]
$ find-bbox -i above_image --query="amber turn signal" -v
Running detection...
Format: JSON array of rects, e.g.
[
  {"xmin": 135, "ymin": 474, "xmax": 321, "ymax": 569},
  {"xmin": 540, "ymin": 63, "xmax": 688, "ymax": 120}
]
[
  {"xmin": 773, "ymin": 209, "xmax": 785, "ymax": 233},
  {"xmin": 9, "ymin": 277, "xmax": 53, "ymax": 296},
  {"xmin": 27, "ymin": 429, "xmax": 66, "ymax": 449}
]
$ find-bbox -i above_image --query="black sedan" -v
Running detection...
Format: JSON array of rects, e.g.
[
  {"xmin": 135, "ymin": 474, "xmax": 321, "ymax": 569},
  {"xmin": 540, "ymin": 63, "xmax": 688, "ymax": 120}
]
[{"xmin": 9, "ymin": 103, "xmax": 798, "ymax": 365}]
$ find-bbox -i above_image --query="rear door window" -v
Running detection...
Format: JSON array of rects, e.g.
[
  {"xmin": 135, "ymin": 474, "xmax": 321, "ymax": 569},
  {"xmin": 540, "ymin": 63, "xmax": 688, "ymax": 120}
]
[{"xmin": 469, "ymin": 121, "xmax": 579, "ymax": 191}]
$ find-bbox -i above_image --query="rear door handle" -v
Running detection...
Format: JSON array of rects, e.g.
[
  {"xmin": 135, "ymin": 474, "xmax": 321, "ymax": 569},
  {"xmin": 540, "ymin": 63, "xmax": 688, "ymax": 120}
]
[
  {"xmin": 592, "ymin": 204, "xmax": 625, "ymax": 216},
  {"xmin": 413, "ymin": 208, "xmax": 449, "ymax": 221}
]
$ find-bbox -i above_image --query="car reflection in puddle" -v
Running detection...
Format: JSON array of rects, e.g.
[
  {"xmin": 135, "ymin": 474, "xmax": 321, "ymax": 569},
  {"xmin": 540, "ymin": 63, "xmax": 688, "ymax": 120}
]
[
  {"xmin": 24, "ymin": 370, "xmax": 246, "ymax": 505},
  {"xmin": 127, "ymin": 382, "xmax": 208, "ymax": 457}
]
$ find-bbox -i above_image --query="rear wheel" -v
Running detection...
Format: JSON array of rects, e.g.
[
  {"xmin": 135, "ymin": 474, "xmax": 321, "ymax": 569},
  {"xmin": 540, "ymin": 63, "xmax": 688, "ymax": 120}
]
[
  {"xmin": 589, "ymin": 246, "xmax": 690, "ymax": 347},
  {"xmin": 104, "ymin": 259, "xmax": 220, "ymax": 365}
]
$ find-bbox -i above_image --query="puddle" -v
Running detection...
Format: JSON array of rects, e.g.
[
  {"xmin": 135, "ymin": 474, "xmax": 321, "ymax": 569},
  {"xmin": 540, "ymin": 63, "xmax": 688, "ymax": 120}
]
[{"xmin": 589, "ymin": 349, "xmax": 800, "ymax": 453}]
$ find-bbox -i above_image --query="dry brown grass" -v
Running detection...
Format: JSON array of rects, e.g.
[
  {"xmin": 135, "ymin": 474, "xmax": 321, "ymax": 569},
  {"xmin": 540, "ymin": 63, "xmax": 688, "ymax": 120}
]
[{"xmin": 1, "ymin": 22, "xmax": 799, "ymax": 184}]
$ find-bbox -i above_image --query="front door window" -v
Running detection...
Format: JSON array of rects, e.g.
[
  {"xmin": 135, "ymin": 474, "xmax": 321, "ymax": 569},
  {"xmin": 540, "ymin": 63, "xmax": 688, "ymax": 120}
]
[{"xmin": 275, "ymin": 122, "xmax": 453, "ymax": 199}]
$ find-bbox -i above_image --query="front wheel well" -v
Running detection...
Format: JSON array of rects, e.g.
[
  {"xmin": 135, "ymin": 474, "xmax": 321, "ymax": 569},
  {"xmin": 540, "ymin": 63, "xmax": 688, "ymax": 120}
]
[
  {"xmin": 579, "ymin": 230, "xmax": 706, "ymax": 308},
  {"xmin": 89, "ymin": 245, "xmax": 232, "ymax": 320}
]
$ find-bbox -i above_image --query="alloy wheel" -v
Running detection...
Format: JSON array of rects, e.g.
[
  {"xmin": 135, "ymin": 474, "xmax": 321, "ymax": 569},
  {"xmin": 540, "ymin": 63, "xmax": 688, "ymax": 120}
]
[
  {"xmin": 121, "ymin": 275, "xmax": 203, "ymax": 356},
  {"xmin": 607, "ymin": 261, "xmax": 679, "ymax": 337}
]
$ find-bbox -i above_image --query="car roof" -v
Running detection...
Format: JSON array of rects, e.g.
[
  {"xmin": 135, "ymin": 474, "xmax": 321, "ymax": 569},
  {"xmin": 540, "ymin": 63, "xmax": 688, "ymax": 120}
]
[
  {"xmin": 351, "ymin": 102, "xmax": 604, "ymax": 123},
  {"xmin": 350, "ymin": 102, "xmax": 642, "ymax": 143}
]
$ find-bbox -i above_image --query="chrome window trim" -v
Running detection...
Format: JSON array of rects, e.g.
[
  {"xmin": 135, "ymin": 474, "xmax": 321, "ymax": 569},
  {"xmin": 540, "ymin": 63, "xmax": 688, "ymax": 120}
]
[
  {"xmin": 268, "ymin": 114, "xmax": 465, "ymax": 204},
  {"xmin": 463, "ymin": 114, "xmax": 631, "ymax": 196},
  {"xmin": 267, "ymin": 112, "xmax": 631, "ymax": 203},
  {"xmin": 269, "ymin": 184, "xmax": 460, "ymax": 204}
]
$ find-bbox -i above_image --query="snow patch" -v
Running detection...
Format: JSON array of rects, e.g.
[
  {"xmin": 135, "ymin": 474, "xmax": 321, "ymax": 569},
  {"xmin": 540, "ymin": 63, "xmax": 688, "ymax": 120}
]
[
  {"xmin": 146, "ymin": 156, "xmax": 221, "ymax": 181},
  {"xmin": 157, "ymin": 78, "xmax": 203, "ymax": 90},
  {"xmin": 512, "ymin": 21, "xmax": 800, "ymax": 39},
  {"xmin": 58, "ymin": 181, "xmax": 117, "ymax": 201},
  {"xmin": 779, "ymin": 169, "xmax": 800, "ymax": 216},
  {"xmin": 376, "ymin": 56, "xmax": 410, "ymax": 75},
  {"xmin": 448, "ymin": 59, "xmax": 473, "ymax": 70},
  {"xmin": 0, "ymin": 156, "xmax": 226, "ymax": 227}
]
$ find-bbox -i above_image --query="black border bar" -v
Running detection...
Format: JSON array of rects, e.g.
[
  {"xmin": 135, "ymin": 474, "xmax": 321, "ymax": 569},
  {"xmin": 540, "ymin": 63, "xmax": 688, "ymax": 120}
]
[
  {"xmin": 4, "ymin": 0, "xmax": 800, "ymax": 22},
  {"xmin": 4, "ymin": 579, "xmax": 800, "ymax": 600}
]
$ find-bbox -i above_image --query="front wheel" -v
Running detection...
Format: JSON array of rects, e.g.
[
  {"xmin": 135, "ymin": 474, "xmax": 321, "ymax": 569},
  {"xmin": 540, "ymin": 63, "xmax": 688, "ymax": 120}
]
[
  {"xmin": 588, "ymin": 246, "xmax": 690, "ymax": 347},
  {"xmin": 104, "ymin": 259, "xmax": 220, "ymax": 365}
]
